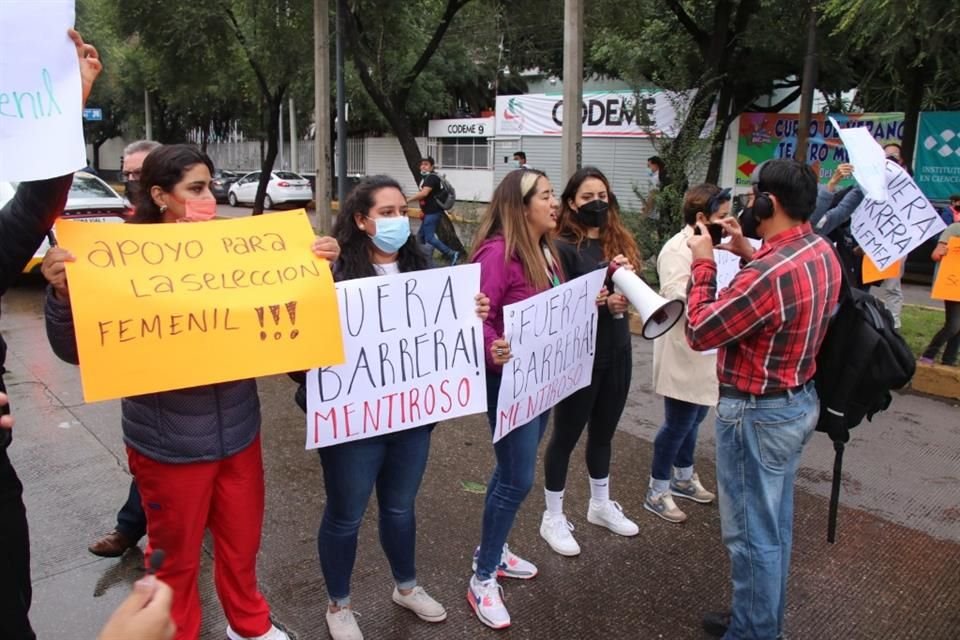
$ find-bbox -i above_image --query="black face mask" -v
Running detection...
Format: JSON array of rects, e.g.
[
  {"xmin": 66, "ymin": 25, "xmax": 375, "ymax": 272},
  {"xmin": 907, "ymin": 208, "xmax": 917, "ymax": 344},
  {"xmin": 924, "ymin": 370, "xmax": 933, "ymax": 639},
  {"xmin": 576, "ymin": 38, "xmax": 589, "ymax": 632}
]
[
  {"xmin": 739, "ymin": 205, "xmax": 762, "ymax": 240},
  {"xmin": 575, "ymin": 199, "xmax": 609, "ymax": 228},
  {"xmin": 124, "ymin": 180, "xmax": 141, "ymax": 206}
]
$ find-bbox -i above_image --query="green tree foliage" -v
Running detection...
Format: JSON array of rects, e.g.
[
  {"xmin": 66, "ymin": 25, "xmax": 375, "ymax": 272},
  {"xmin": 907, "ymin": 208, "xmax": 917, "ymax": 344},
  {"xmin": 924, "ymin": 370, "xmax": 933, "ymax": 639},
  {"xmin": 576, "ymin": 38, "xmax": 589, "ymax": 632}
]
[{"xmin": 822, "ymin": 0, "xmax": 960, "ymax": 166}]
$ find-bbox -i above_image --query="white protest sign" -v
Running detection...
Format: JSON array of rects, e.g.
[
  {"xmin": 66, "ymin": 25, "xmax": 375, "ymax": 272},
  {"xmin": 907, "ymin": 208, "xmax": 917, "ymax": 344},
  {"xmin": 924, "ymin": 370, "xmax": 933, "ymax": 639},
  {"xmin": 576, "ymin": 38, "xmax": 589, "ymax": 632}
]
[
  {"xmin": 830, "ymin": 116, "xmax": 888, "ymax": 202},
  {"xmin": 0, "ymin": 1, "xmax": 85, "ymax": 181},
  {"xmin": 493, "ymin": 269, "xmax": 606, "ymax": 444},
  {"xmin": 714, "ymin": 238, "xmax": 763, "ymax": 292},
  {"xmin": 851, "ymin": 160, "xmax": 947, "ymax": 269},
  {"xmin": 306, "ymin": 264, "xmax": 487, "ymax": 449}
]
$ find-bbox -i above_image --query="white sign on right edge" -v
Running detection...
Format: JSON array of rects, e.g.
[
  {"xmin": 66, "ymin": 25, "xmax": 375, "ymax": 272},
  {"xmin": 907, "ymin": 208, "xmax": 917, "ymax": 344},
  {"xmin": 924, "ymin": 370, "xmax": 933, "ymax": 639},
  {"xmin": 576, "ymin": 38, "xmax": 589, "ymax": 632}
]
[{"xmin": 850, "ymin": 160, "xmax": 947, "ymax": 270}]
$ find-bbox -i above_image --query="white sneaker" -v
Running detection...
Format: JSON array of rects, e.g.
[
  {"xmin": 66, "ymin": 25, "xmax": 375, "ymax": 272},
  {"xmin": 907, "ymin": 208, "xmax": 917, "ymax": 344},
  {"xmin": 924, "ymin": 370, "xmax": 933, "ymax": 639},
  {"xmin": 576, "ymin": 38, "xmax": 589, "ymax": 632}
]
[
  {"xmin": 325, "ymin": 607, "xmax": 363, "ymax": 640},
  {"xmin": 467, "ymin": 575, "xmax": 510, "ymax": 629},
  {"xmin": 226, "ymin": 624, "xmax": 290, "ymax": 640},
  {"xmin": 392, "ymin": 585, "xmax": 447, "ymax": 622},
  {"xmin": 471, "ymin": 544, "xmax": 538, "ymax": 579},
  {"xmin": 539, "ymin": 511, "xmax": 581, "ymax": 556},
  {"xmin": 587, "ymin": 500, "xmax": 640, "ymax": 536}
]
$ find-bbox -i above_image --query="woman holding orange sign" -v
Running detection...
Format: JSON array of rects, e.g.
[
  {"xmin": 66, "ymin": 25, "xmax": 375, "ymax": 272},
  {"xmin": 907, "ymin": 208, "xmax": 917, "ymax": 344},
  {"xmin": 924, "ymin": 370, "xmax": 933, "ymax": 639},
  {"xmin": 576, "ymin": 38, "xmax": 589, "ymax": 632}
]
[{"xmin": 42, "ymin": 144, "xmax": 339, "ymax": 640}]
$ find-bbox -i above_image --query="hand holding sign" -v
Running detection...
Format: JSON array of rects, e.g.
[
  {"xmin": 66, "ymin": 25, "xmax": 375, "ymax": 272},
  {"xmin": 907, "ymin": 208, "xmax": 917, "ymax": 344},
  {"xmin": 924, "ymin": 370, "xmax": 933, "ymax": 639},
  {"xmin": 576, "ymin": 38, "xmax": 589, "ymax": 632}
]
[{"xmin": 68, "ymin": 29, "xmax": 102, "ymax": 106}]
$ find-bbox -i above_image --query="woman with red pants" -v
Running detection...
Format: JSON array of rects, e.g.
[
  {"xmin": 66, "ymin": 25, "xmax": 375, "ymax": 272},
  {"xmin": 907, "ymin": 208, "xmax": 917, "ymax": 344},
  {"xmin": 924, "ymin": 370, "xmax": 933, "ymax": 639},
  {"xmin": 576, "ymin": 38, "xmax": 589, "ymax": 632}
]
[{"xmin": 42, "ymin": 144, "xmax": 339, "ymax": 640}]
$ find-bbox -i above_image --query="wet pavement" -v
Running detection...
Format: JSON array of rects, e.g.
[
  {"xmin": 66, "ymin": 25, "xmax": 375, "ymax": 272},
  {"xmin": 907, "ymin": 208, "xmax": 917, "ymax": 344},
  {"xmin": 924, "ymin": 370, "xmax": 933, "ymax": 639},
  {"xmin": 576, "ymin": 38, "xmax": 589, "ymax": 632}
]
[{"xmin": 2, "ymin": 279, "xmax": 959, "ymax": 640}]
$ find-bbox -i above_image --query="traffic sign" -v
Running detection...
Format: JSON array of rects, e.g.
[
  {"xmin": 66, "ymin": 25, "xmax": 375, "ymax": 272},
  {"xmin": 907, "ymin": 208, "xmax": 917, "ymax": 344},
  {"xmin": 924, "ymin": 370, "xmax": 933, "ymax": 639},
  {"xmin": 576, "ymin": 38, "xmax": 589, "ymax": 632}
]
[{"xmin": 83, "ymin": 108, "xmax": 103, "ymax": 121}]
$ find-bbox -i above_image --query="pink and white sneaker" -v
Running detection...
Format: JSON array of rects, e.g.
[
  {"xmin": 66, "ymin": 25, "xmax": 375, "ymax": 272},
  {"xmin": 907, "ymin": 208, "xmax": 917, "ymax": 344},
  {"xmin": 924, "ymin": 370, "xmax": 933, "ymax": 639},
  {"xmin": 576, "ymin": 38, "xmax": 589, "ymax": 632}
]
[
  {"xmin": 471, "ymin": 544, "xmax": 538, "ymax": 580},
  {"xmin": 467, "ymin": 575, "xmax": 510, "ymax": 629}
]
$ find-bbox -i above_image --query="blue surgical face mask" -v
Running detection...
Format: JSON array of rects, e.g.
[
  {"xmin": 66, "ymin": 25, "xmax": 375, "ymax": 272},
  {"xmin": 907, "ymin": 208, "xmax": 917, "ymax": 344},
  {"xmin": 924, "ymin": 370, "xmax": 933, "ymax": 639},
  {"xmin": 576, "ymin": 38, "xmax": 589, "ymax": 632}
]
[{"xmin": 369, "ymin": 216, "xmax": 411, "ymax": 254}]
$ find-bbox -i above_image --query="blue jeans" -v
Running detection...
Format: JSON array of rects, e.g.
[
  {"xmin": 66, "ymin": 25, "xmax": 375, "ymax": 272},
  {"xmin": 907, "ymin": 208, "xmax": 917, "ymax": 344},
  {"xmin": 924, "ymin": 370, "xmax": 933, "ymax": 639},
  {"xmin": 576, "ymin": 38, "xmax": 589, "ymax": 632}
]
[
  {"xmin": 715, "ymin": 383, "xmax": 818, "ymax": 640},
  {"xmin": 317, "ymin": 425, "xmax": 433, "ymax": 604},
  {"xmin": 475, "ymin": 373, "xmax": 549, "ymax": 581},
  {"xmin": 417, "ymin": 212, "xmax": 454, "ymax": 258},
  {"xmin": 116, "ymin": 479, "xmax": 146, "ymax": 541},
  {"xmin": 651, "ymin": 396, "xmax": 710, "ymax": 481}
]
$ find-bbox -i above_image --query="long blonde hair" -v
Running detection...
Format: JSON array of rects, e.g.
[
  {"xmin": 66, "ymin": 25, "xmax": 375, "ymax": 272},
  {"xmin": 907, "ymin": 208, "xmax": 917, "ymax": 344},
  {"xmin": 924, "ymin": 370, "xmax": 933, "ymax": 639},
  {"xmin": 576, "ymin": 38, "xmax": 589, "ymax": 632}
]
[{"xmin": 471, "ymin": 169, "xmax": 561, "ymax": 290}]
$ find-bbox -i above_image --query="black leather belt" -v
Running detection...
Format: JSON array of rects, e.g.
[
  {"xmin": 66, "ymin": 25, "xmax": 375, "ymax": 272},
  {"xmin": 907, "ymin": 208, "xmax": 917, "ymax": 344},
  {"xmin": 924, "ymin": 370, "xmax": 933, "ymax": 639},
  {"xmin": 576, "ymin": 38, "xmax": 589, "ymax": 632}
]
[{"xmin": 719, "ymin": 381, "xmax": 811, "ymax": 401}]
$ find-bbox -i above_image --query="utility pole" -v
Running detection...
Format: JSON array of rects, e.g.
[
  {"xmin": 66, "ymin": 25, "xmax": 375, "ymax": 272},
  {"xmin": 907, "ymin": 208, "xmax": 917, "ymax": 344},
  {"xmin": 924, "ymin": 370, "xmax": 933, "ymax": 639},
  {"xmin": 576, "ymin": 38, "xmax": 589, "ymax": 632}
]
[
  {"xmin": 314, "ymin": 0, "xmax": 332, "ymax": 233},
  {"xmin": 289, "ymin": 97, "xmax": 298, "ymax": 174},
  {"xmin": 336, "ymin": 0, "xmax": 348, "ymax": 206},
  {"xmin": 561, "ymin": 0, "xmax": 583, "ymax": 183},
  {"xmin": 144, "ymin": 89, "xmax": 153, "ymax": 140},
  {"xmin": 795, "ymin": 3, "xmax": 818, "ymax": 163},
  {"xmin": 279, "ymin": 104, "xmax": 285, "ymax": 170}
]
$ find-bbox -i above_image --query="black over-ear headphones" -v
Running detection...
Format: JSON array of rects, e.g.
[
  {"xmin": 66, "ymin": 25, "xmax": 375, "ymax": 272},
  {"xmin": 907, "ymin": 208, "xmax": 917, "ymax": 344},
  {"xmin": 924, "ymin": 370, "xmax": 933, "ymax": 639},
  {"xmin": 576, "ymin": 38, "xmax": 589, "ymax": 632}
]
[{"xmin": 750, "ymin": 162, "xmax": 775, "ymax": 220}]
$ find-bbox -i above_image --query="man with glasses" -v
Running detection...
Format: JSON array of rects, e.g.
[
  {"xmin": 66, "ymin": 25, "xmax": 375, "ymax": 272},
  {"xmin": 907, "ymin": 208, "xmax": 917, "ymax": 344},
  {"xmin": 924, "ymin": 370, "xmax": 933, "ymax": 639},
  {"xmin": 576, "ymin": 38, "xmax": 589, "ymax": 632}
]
[
  {"xmin": 86, "ymin": 140, "xmax": 159, "ymax": 559},
  {"xmin": 120, "ymin": 140, "xmax": 161, "ymax": 210}
]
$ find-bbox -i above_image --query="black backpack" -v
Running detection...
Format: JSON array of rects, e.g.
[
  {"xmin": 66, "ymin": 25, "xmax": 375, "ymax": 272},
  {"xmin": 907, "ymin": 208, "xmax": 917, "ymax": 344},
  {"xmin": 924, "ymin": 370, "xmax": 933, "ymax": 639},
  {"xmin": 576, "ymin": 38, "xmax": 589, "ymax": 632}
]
[
  {"xmin": 814, "ymin": 272, "xmax": 916, "ymax": 542},
  {"xmin": 435, "ymin": 174, "xmax": 456, "ymax": 211}
]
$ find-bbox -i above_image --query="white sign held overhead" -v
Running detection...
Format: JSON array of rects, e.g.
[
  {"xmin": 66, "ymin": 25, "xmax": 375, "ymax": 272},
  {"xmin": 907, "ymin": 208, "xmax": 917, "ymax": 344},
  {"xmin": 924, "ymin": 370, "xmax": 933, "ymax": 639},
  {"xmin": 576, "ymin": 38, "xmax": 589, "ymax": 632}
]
[
  {"xmin": 493, "ymin": 269, "xmax": 606, "ymax": 444},
  {"xmin": 0, "ymin": 0, "xmax": 85, "ymax": 181},
  {"xmin": 830, "ymin": 116, "xmax": 888, "ymax": 201},
  {"xmin": 305, "ymin": 265, "xmax": 487, "ymax": 449},
  {"xmin": 850, "ymin": 160, "xmax": 947, "ymax": 270}
]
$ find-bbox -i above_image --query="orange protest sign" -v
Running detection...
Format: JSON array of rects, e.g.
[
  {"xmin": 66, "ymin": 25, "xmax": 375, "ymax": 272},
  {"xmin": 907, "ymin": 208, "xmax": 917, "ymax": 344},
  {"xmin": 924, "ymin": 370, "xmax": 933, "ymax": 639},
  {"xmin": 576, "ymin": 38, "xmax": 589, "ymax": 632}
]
[
  {"xmin": 862, "ymin": 256, "xmax": 901, "ymax": 284},
  {"xmin": 931, "ymin": 238, "xmax": 960, "ymax": 302},
  {"xmin": 56, "ymin": 210, "xmax": 344, "ymax": 402}
]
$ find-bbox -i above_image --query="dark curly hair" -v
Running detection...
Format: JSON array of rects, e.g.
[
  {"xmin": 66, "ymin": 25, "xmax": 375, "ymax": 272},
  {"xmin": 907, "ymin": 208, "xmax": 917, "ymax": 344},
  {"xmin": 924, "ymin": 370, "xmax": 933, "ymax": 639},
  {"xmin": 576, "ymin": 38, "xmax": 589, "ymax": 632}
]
[
  {"xmin": 129, "ymin": 144, "xmax": 214, "ymax": 224},
  {"xmin": 333, "ymin": 175, "xmax": 429, "ymax": 279}
]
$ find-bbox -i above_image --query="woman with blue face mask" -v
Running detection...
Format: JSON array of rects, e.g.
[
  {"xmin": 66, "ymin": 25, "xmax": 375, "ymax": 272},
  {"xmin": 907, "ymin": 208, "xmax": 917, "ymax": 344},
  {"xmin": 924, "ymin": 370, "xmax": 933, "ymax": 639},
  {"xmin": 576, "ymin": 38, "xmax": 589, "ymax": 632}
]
[{"xmin": 296, "ymin": 175, "xmax": 489, "ymax": 640}]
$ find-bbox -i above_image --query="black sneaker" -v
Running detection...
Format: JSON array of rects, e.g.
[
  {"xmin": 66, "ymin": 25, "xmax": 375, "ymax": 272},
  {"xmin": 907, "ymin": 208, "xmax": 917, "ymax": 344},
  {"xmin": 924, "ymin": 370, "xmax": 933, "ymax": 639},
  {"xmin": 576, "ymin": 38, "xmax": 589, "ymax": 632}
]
[{"xmin": 702, "ymin": 611, "xmax": 730, "ymax": 637}]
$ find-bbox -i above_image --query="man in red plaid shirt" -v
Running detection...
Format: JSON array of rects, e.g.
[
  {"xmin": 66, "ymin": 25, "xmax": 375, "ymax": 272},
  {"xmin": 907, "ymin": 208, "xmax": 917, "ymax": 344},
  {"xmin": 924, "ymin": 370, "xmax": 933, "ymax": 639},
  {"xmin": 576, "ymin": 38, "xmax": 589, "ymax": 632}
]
[{"xmin": 685, "ymin": 160, "xmax": 842, "ymax": 640}]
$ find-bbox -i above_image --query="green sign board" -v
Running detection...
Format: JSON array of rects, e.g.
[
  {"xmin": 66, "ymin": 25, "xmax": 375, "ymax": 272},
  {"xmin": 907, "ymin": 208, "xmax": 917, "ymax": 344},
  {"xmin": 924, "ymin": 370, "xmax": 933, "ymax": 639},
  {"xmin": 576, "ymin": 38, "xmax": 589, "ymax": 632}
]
[{"xmin": 915, "ymin": 112, "xmax": 960, "ymax": 202}]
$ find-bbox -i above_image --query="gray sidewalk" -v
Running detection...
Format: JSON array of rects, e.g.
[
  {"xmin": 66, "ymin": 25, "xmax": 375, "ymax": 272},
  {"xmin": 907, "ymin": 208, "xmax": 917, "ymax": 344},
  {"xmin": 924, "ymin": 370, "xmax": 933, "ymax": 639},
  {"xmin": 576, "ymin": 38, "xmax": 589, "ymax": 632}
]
[{"xmin": 2, "ymin": 281, "xmax": 958, "ymax": 639}]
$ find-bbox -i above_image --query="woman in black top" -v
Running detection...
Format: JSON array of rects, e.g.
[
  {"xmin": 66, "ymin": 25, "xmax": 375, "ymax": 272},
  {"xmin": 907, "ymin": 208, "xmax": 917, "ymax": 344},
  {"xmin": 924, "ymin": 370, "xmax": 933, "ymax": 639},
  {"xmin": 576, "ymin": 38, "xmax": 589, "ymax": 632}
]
[{"xmin": 539, "ymin": 167, "xmax": 643, "ymax": 556}]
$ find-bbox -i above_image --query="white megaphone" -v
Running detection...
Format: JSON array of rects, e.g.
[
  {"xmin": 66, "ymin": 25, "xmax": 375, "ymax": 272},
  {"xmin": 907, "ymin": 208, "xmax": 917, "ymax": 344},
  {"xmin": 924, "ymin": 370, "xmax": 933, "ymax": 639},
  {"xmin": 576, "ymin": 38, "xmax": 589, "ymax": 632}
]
[{"xmin": 606, "ymin": 263, "xmax": 684, "ymax": 340}]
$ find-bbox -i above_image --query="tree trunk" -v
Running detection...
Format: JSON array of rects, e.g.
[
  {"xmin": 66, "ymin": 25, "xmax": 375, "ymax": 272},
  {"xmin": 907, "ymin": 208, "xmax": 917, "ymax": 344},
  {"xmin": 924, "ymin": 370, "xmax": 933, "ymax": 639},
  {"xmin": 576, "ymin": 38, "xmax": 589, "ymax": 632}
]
[
  {"xmin": 705, "ymin": 81, "xmax": 736, "ymax": 184},
  {"xmin": 254, "ymin": 92, "xmax": 284, "ymax": 215},
  {"xmin": 901, "ymin": 63, "xmax": 925, "ymax": 171}
]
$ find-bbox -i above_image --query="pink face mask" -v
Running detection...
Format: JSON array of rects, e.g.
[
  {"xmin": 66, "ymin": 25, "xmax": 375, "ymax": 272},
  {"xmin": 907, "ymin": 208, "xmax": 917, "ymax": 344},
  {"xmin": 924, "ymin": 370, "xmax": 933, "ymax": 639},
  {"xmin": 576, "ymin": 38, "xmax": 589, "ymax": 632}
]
[{"xmin": 182, "ymin": 197, "xmax": 217, "ymax": 222}]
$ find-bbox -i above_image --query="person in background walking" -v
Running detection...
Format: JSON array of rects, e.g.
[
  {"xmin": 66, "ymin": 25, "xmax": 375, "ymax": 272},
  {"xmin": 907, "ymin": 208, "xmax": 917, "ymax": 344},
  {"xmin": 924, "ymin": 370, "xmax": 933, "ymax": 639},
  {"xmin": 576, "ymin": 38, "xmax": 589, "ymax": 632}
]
[
  {"xmin": 538, "ymin": 167, "xmax": 641, "ymax": 557},
  {"xmin": 408, "ymin": 156, "xmax": 459, "ymax": 264},
  {"xmin": 920, "ymin": 221, "xmax": 960, "ymax": 367},
  {"xmin": 646, "ymin": 184, "xmax": 730, "ymax": 524},
  {"xmin": 467, "ymin": 169, "xmax": 563, "ymax": 630}
]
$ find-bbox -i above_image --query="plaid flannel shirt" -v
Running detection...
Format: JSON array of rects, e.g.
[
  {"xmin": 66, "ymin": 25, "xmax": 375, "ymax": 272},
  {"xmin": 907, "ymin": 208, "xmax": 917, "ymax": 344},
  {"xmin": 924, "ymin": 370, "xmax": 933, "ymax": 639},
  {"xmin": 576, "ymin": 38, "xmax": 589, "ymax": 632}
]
[{"xmin": 685, "ymin": 223, "xmax": 841, "ymax": 395}]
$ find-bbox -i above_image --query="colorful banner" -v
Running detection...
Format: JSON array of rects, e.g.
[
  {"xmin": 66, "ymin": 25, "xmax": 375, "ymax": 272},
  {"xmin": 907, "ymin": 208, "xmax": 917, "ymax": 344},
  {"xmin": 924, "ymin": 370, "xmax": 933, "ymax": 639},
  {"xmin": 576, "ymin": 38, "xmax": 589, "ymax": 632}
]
[
  {"xmin": 736, "ymin": 112, "xmax": 904, "ymax": 185},
  {"xmin": 0, "ymin": 0, "xmax": 85, "ymax": 180},
  {"xmin": 915, "ymin": 112, "xmax": 960, "ymax": 202},
  {"xmin": 931, "ymin": 238, "xmax": 960, "ymax": 302},
  {"xmin": 493, "ymin": 269, "xmax": 606, "ymax": 443},
  {"xmin": 305, "ymin": 265, "xmax": 487, "ymax": 449},
  {"xmin": 850, "ymin": 161, "xmax": 947, "ymax": 270},
  {"xmin": 57, "ymin": 210, "xmax": 344, "ymax": 402},
  {"xmin": 495, "ymin": 90, "xmax": 700, "ymax": 138}
]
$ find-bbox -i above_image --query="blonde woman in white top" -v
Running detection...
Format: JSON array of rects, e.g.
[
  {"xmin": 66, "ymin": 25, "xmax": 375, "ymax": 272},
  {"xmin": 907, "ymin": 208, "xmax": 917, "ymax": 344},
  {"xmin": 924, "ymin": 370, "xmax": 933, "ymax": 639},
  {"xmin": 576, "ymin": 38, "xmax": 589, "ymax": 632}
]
[{"xmin": 647, "ymin": 184, "xmax": 731, "ymax": 523}]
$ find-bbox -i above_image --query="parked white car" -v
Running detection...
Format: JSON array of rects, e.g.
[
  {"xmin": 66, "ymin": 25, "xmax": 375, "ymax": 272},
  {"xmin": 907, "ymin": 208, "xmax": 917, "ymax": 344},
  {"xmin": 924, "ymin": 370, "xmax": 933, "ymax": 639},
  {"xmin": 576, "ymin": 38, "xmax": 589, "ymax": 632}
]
[
  {"xmin": 0, "ymin": 171, "xmax": 129, "ymax": 274},
  {"xmin": 227, "ymin": 171, "xmax": 314, "ymax": 209}
]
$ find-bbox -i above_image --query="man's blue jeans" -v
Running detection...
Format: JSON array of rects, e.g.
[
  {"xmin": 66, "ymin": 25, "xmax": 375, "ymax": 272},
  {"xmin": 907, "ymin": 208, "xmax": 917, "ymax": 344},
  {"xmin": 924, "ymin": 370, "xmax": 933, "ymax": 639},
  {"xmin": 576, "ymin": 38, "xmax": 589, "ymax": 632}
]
[
  {"xmin": 317, "ymin": 424, "xmax": 432, "ymax": 604},
  {"xmin": 116, "ymin": 479, "xmax": 146, "ymax": 541},
  {"xmin": 651, "ymin": 396, "xmax": 710, "ymax": 481},
  {"xmin": 417, "ymin": 212, "xmax": 454, "ymax": 259},
  {"xmin": 715, "ymin": 383, "xmax": 818, "ymax": 640},
  {"xmin": 475, "ymin": 373, "xmax": 549, "ymax": 580}
]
